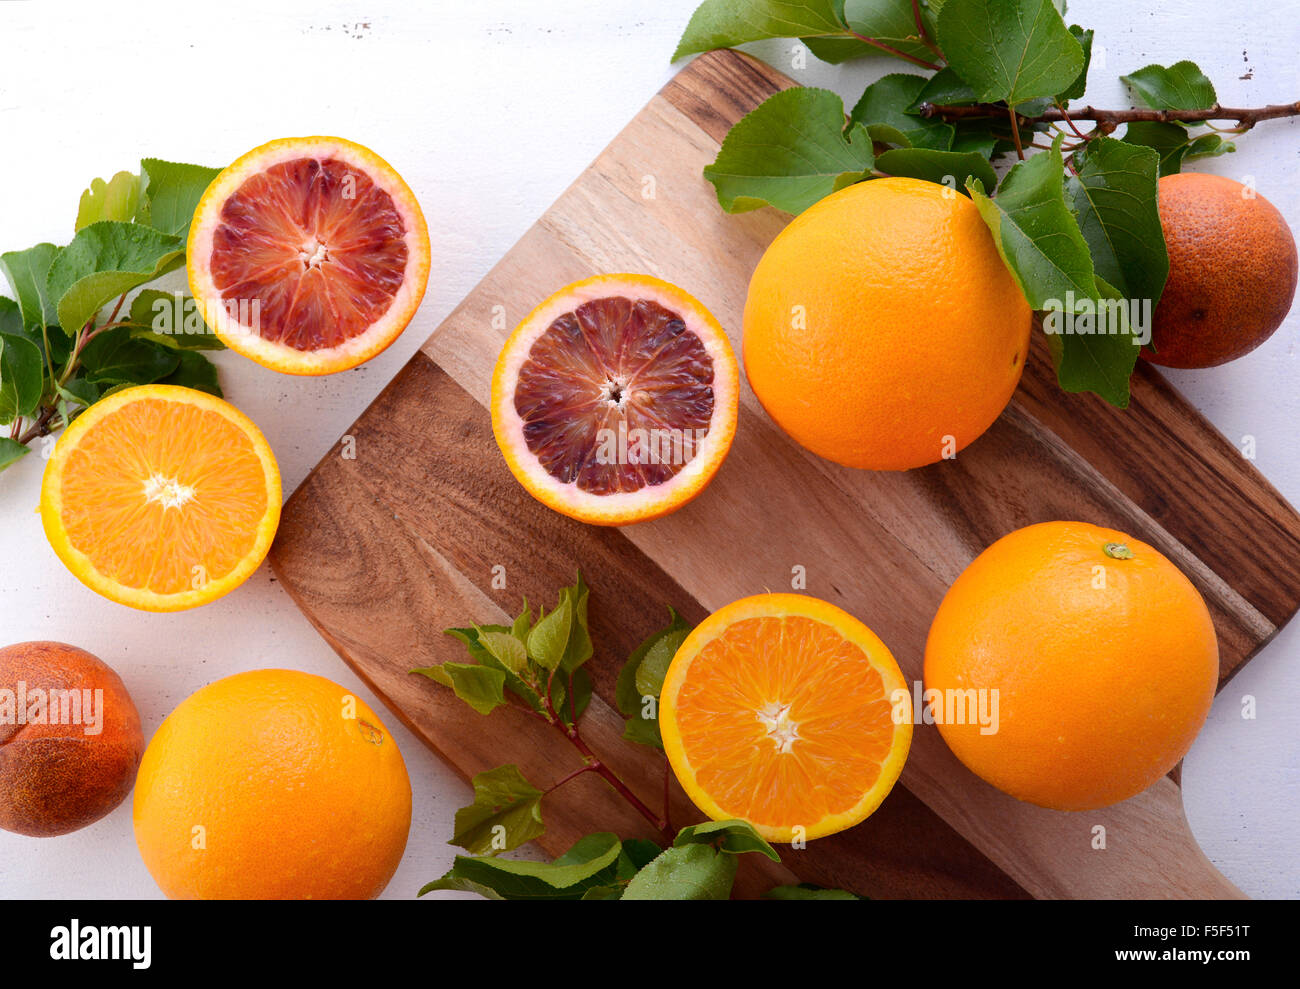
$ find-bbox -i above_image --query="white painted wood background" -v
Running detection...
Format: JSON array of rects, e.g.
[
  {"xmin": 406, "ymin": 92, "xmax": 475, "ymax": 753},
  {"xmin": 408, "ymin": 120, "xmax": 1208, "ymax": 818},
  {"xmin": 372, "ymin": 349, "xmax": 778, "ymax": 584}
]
[{"xmin": 0, "ymin": 0, "xmax": 1296, "ymax": 899}]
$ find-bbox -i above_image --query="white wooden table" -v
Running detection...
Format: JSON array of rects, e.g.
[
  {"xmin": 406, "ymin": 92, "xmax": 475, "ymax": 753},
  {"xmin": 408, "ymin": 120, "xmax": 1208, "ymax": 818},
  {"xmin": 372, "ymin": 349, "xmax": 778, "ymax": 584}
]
[{"xmin": 0, "ymin": 0, "xmax": 1296, "ymax": 899}]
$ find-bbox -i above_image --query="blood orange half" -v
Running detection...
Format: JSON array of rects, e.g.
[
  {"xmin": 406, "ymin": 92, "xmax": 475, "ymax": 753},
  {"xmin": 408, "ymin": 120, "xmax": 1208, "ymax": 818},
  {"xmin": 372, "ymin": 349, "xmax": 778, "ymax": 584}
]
[
  {"xmin": 187, "ymin": 136, "xmax": 430, "ymax": 375},
  {"xmin": 660, "ymin": 594, "xmax": 913, "ymax": 842},
  {"xmin": 491, "ymin": 274, "xmax": 739, "ymax": 526}
]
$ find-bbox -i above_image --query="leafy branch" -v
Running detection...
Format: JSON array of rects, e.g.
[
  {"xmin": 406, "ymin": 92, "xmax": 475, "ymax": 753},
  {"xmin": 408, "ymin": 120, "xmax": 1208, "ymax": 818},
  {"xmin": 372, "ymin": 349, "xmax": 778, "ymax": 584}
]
[
  {"xmin": 412, "ymin": 573, "xmax": 859, "ymax": 901},
  {"xmin": 674, "ymin": 0, "xmax": 1300, "ymax": 408},
  {"xmin": 0, "ymin": 159, "xmax": 226, "ymax": 473}
]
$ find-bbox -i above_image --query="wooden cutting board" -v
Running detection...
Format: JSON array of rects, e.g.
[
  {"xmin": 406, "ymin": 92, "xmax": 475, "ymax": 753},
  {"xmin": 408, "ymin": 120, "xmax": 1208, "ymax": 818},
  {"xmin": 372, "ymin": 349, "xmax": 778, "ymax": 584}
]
[{"xmin": 267, "ymin": 49, "xmax": 1300, "ymax": 899}]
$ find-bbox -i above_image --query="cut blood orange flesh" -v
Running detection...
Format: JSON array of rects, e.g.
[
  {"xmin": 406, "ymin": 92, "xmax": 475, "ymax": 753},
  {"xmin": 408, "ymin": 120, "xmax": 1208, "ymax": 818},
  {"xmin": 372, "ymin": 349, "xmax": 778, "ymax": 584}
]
[
  {"xmin": 660, "ymin": 594, "xmax": 912, "ymax": 842},
  {"xmin": 490, "ymin": 274, "xmax": 739, "ymax": 526},
  {"xmin": 187, "ymin": 136, "xmax": 430, "ymax": 375},
  {"xmin": 40, "ymin": 385, "xmax": 281, "ymax": 612}
]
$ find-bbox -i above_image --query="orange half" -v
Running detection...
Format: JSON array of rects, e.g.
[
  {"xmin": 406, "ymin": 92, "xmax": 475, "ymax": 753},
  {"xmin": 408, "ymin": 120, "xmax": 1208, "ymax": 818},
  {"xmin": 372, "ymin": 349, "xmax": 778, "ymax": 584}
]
[
  {"xmin": 187, "ymin": 136, "xmax": 431, "ymax": 375},
  {"xmin": 490, "ymin": 274, "xmax": 739, "ymax": 526},
  {"xmin": 660, "ymin": 593, "xmax": 912, "ymax": 842},
  {"xmin": 40, "ymin": 385, "xmax": 282, "ymax": 612}
]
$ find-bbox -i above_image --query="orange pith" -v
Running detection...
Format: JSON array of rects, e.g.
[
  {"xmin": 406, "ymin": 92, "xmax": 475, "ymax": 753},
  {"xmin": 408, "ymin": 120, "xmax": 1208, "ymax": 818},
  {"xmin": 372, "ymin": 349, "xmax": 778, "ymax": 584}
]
[
  {"xmin": 491, "ymin": 274, "xmax": 739, "ymax": 526},
  {"xmin": 40, "ymin": 385, "xmax": 281, "ymax": 612},
  {"xmin": 188, "ymin": 136, "xmax": 431, "ymax": 375},
  {"xmin": 660, "ymin": 594, "xmax": 911, "ymax": 842}
]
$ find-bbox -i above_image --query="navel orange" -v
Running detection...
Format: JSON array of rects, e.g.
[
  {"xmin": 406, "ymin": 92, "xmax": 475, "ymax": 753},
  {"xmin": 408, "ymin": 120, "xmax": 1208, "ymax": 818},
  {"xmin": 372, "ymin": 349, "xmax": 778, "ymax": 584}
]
[
  {"xmin": 491, "ymin": 274, "xmax": 739, "ymax": 526},
  {"xmin": 924, "ymin": 521, "xmax": 1219, "ymax": 811},
  {"xmin": 187, "ymin": 136, "xmax": 431, "ymax": 375},
  {"xmin": 40, "ymin": 384, "xmax": 281, "ymax": 612},
  {"xmin": 1144, "ymin": 172, "xmax": 1297, "ymax": 368},
  {"xmin": 133, "ymin": 669, "xmax": 412, "ymax": 900},
  {"xmin": 742, "ymin": 177, "xmax": 1032, "ymax": 471},
  {"xmin": 659, "ymin": 593, "xmax": 911, "ymax": 842}
]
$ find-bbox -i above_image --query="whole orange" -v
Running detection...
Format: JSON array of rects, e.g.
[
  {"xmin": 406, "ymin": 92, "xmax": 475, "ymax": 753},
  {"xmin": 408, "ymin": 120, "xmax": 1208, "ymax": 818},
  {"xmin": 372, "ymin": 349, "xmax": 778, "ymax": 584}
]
[
  {"xmin": 742, "ymin": 177, "xmax": 1032, "ymax": 471},
  {"xmin": 0, "ymin": 641, "xmax": 144, "ymax": 837},
  {"xmin": 133, "ymin": 669, "xmax": 411, "ymax": 899},
  {"xmin": 1145, "ymin": 172, "xmax": 1297, "ymax": 368},
  {"xmin": 924, "ymin": 521, "xmax": 1218, "ymax": 811}
]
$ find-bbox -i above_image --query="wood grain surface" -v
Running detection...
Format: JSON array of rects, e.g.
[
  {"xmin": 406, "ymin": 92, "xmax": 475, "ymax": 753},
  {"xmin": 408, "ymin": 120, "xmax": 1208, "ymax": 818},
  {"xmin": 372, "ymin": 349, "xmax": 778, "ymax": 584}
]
[{"xmin": 268, "ymin": 50, "xmax": 1300, "ymax": 898}]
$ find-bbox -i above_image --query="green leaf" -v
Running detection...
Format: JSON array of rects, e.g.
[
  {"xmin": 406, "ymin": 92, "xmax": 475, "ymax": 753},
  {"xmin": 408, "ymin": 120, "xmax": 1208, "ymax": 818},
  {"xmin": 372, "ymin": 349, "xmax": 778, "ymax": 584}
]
[
  {"xmin": 703, "ymin": 87, "xmax": 875, "ymax": 215},
  {"xmin": 1121, "ymin": 121, "xmax": 1195, "ymax": 176},
  {"xmin": 906, "ymin": 66, "xmax": 979, "ymax": 111},
  {"xmin": 1121, "ymin": 60, "xmax": 1217, "ymax": 111},
  {"xmin": 136, "ymin": 158, "xmax": 222, "ymax": 239},
  {"xmin": 477, "ymin": 628, "xmax": 530, "ymax": 675},
  {"xmin": 617, "ymin": 608, "xmax": 691, "ymax": 750},
  {"xmin": 1184, "ymin": 132, "xmax": 1236, "ymax": 162},
  {"xmin": 621, "ymin": 843, "xmax": 738, "ymax": 900},
  {"xmin": 1041, "ymin": 275, "xmax": 1139, "ymax": 408},
  {"xmin": 56, "ymin": 378, "xmax": 101, "ymax": 412},
  {"xmin": 527, "ymin": 597, "xmax": 572, "ymax": 670},
  {"xmin": 419, "ymin": 832, "xmax": 623, "ymax": 900},
  {"xmin": 674, "ymin": 819, "xmax": 782, "ymax": 861},
  {"xmin": 560, "ymin": 667, "xmax": 593, "ymax": 725},
  {"xmin": 558, "ymin": 572, "xmax": 594, "ymax": 673},
  {"xmin": 966, "ymin": 136, "xmax": 1098, "ymax": 308},
  {"xmin": 672, "ymin": 0, "xmax": 845, "ymax": 60},
  {"xmin": 617, "ymin": 838, "xmax": 664, "ymax": 877},
  {"xmin": 937, "ymin": 0, "xmax": 1084, "ymax": 106},
  {"xmin": 126, "ymin": 290, "xmax": 225, "ymax": 351},
  {"xmin": 510, "ymin": 600, "xmax": 531, "ymax": 641},
  {"xmin": 850, "ymin": 74, "xmax": 954, "ymax": 150},
  {"xmin": 414, "ymin": 876, "xmax": 506, "ymax": 900},
  {"xmin": 0, "ymin": 244, "xmax": 60, "ymax": 331},
  {"xmin": 633, "ymin": 625, "xmax": 691, "ymax": 700},
  {"xmin": 764, "ymin": 883, "xmax": 863, "ymax": 900},
  {"xmin": 78, "ymin": 327, "xmax": 180, "ymax": 385},
  {"xmin": 950, "ymin": 122, "xmax": 1001, "ymax": 159},
  {"xmin": 0, "ymin": 297, "xmax": 19, "ymax": 336},
  {"xmin": 1058, "ymin": 25, "xmax": 1094, "ymax": 101},
  {"xmin": 802, "ymin": 0, "xmax": 941, "ymax": 66},
  {"xmin": 45, "ymin": 222, "xmax": 184, "ymax": 334},
  {"xmin": 0, "ymin": 333, "xmax": 45, "ymax": 423},
  {"xmin": 444, "ymin": 627, "xmax": 543, "ymax": 711},
  {"xmin": 412, "ymin": 661, "xmax": 509, "ymax": 715},
  {"xmin": 76, "ymin": 171, "xmax": 141, "ymax": 232},
  {"xmin": 0, "ymin": 436, "xmax": 31, "ymax": 472},
  {"xmin": 157, "ymin": 350, "xmax": 222, "ymax": 397},
  {"xmin": 450, "ymin": 765, "xmax": 545, "ymax": 855},
  {"xmin": 874, "ymin": 147, "xmax": 997, "ymax": 193},
  {"xmin": 1063, "ymin": 136, "xmax": 1167, "ymax": 305}
]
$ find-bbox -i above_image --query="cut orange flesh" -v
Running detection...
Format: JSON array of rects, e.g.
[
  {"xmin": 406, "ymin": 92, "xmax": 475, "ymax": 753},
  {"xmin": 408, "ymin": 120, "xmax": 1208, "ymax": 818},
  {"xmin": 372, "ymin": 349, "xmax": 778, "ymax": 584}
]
[
  {"xmin": 40, "ymin": 385, "xmax": 282, "ymax": 612},
  {"xmin": 660, "ymin": 594, "xmax": 912, "ymax": 842},
  {"xmin": 188, "ymin": 136, "xmax": 430, "ymax": 375},
  {"xmin": 491, "ymin": 274, "xmax": 739, "ymax": 526}
]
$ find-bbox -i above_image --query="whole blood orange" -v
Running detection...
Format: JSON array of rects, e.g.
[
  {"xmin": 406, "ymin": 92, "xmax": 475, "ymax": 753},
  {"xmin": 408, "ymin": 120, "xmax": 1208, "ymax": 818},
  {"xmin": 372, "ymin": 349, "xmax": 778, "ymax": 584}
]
[
  {"xmin": 188, "ymin": 136, "xmax": 431, "ymax": 375},
  {"xmin": 659, "ymin": 593, "xmax": 912, "ymax": 842},
  {"xmin": 40, "ymin": 384, "xmax": 281, "ymax": 612},
  {"xmin": 743, "ymin": 177, "xmax": 1031, "ymax": 471},
  {"xmin": 491, "ymin": 274, "xmax": 739, "ymax": 526},
  {"xmin": 133, "ymin": 669, "xmax": 412, "ymax": 900},
  {"xmin": 924, "ymin": 521, "xmax": 1219, "ymax": 811},
  {"xmin": 0, "ymin": 641, "xmax": 144, "ymax": 837},
  {"xmin": 1144, "ymin": 172, "xmax": 1297, "ymax": 368}
]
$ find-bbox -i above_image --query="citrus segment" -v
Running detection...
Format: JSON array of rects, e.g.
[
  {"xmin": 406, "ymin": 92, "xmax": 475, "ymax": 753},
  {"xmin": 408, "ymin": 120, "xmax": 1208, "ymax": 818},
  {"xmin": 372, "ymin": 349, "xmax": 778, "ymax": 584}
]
[
  {"xmin": 492, "ymin": 274, "xmax": 739, "ymax": 525},
  {"xmin": 188, "ymin": 136, "xmax": 430, "ymax": 375},
  {"xmin": 40, "ymin": 385, "xmax": 281, "ymax": 612},
  {"xmin": 660, "ymin": 594, "xmax": 912, "ymax": 842}
]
